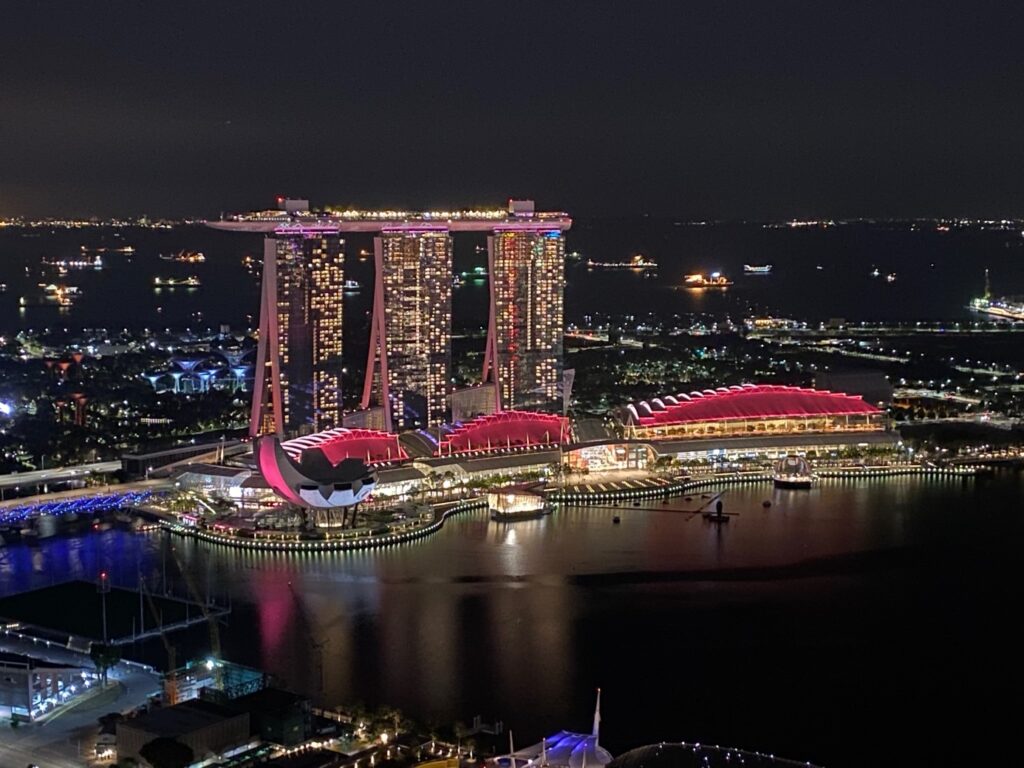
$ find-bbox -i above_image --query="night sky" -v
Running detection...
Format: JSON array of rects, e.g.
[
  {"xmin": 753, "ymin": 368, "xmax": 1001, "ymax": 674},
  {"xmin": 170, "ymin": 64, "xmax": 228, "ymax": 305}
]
[{"xmin": 3, "ymin": 1, "xmax": 1024, "ymax": 218}]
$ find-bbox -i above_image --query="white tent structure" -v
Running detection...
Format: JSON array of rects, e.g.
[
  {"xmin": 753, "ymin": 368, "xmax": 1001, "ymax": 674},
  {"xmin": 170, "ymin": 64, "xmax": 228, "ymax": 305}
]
[{"xmin": 501, "ymin": 690, "xmax": 612, "ymax": 768}]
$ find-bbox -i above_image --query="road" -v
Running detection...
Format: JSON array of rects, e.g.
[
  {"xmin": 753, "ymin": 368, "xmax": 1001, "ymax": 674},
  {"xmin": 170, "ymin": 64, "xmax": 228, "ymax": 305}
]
[
  {"xmin": 0, "ymin": 634, "xmax": 161, "ymax": 767},
  {"xmin": 0, "ymin": 462, "xmax": 122, "ymax": 490}
]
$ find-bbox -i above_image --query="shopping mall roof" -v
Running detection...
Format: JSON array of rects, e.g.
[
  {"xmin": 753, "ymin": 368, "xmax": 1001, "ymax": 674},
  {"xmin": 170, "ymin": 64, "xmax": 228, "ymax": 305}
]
[
  {"xmin": 437, "ymin": 411, "xmax": 569, "ymax": 456},
  {"xmin": 626, "ymin": 384, "xmax": 880, "ymax": 427},
  {"xmin": 283, "ymin": 428, "xmax": 407, "ymax": 465}
]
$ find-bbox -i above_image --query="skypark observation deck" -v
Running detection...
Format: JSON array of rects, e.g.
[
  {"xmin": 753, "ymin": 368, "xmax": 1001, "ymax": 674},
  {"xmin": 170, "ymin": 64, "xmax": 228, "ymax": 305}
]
[{"xmin": 206, "ymin": 208, "xmax": 572, "ymax": 233}]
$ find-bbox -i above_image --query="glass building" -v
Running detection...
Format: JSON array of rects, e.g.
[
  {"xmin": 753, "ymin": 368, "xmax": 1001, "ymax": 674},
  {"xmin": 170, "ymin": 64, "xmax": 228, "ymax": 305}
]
[
  {"xmin": 361, "ymin": 228, "xmax": 453, "ymax": 431},
  {"xmin": 251, "ymin": 226, "xmax": 344, "ymax": 436},
  {"xmin": 483, "ymin": 228, "xmax": 566, "ymax": 412}
]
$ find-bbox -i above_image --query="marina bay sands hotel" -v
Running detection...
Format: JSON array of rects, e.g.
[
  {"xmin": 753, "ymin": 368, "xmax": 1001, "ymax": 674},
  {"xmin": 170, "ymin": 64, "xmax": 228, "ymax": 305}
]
[{"xmin": 209, "ymin": 199, "xmax": 570, "ymax": 437}]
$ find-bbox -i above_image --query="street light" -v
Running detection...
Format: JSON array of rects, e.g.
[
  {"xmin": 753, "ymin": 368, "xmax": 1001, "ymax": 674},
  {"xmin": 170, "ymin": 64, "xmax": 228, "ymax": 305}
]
[{"xmin": 97, "ymin": 570, "xmax": 110, "ymax": 643}]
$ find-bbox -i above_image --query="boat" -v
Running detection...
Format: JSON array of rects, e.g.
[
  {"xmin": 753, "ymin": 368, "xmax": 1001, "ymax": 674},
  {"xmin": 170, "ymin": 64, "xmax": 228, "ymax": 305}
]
[
  {"xmin": 870, "ymin": 267, "xmax": 881, "ymax": 278},
  {"xmin": 772, "ymin": 455, "xmax": 815, "ymax": 489},
  {"xmin": 743, "ymin": 264, "xmax": 773, "ymax": 274},
  {"xmin": 886, "ymin": 273, "xmax": 897, "ymax": 283},
  {"xmin": 153, "ymin": 276, "xmax": 201, "ymax": 287},
  {"xmin": 20, "ymin": 283, "xmax": 80, "ymax": 306},
  {"xmin": 586, "ymin": 254, "xmax": 658, "ymax": 270},
  {"xmin": 460, "ymin": 266, "xmax": 488, "ymax": 280},
  {"xmin": 80, "ymin": 245, "xmax": 134, "ymax": 254},
  {"xmin": 683, "ymin": 272, "xmax": 732, "ymax": 288},
  {"xmin": 969, "ymin": 269, "xmax": 1024, "ymax": 321},
  {"xmin": 42, "ymin": 254, "xmax": 103, "ymax": 270},
  {"xmin": 159, "ymin": 250, "xmax": 205, "ymax": 263},
  {"xmin": 343, "ymin": 279, "xmax": 361, "ymax": 291}
]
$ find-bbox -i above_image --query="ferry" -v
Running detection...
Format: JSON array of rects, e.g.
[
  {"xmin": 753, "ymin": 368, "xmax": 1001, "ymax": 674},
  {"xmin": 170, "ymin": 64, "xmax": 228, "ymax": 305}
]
[
  {"xmin": 683, "ymin": 271, "xmax": 733, "ymax": 288},
  {"xmin": 772, "ymin": 455, "xmax": 815, "ymax": 489},
  {"xmin": 743, "ymin": 264, "xmax": 773, "ymax": 274},
  {"xmin": 42, "ymin": 254, "xmax": 104, "ymax": 270},
  {"xmin": 970, "ymin": 296, "xmax": 1024, "ymax": 321},
  {"xmin": 460, "ymin": 266, "xmax": 488, "ymax": 280},
  {"xmin": 586, "ymin": 254, "xmax": 658, "ymax": 270},
  {"xmin": 343, "ymin": 279, "xmax": 361, "ymax": 291},
  {"xmin": 153, "ymin": 276, "xmax": 201, "ymax": 288},
  {"xmin": 159, "ymin": 250, "xmax": 205, "ymax": 263},
  {"xmin": 21, "ymin": 283, "xmax": 80, "ymax": 307},
  {"xmin": 80, "ymin": 245, "xmax": 134, "ymax": 254},
  {"xmin": 968, "ymin": 269, "xmax": 1024, "ymax": 321}
]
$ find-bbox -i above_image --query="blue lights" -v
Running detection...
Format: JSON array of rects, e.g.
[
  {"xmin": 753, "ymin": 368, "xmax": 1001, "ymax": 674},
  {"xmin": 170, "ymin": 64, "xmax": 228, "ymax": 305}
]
[{"xmin": 0, "ymin": 490, "xmax": 157, "ymax": 526}]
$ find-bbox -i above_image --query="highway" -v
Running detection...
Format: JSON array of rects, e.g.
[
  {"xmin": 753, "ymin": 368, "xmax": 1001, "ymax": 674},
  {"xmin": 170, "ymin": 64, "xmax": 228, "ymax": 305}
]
[{"xmin": 0, "ymin": 460, "xmax": 121, "ymax": 490}]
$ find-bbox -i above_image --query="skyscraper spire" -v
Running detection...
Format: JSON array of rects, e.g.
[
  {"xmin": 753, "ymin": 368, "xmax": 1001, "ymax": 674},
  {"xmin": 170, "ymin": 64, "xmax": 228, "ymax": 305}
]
[{"xmin": 592, "ymin": 687, "xmax": 602, "ymax": 742}]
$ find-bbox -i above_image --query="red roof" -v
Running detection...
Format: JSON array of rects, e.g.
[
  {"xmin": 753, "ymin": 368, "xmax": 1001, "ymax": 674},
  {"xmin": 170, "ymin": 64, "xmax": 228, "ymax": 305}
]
[
  {"xmin": 283, "ymin": 428, "xmax": 407, "ymax": 465},
  {"xmin": 627, "ymin": 384, "xmax": 880, "ymax": 427},
  {"xmin": 438, "ymin": 411, "xmax": 569, "ymax": 456}
]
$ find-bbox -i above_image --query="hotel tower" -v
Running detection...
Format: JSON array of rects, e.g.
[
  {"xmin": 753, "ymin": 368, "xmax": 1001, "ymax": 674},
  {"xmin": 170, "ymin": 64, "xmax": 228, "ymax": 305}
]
[
  {"xmin": 361, "ymin": 228, "xmax": 453, "ymax": 431},
  {"xmin": 250, "ymin": 224, "xmax": 344, "ymax": 436}
]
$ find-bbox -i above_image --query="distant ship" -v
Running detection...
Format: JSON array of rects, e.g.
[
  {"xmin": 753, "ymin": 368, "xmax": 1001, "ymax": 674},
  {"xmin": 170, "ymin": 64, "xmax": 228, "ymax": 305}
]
[
  {"xmin": 886, "ymin": 273, "xmax": 897, "ymax": 283},
  {"xmin": 153, "ymin": 276, "xmax": 200, "ymax": 287},
  {"xmin": 870, "ymin": 267, "xmax": 881, "ymax": 278},
  {"xmin": 772, "ymin": 455, "xmax": 814, "ymax": 489},
  {"xmin": 159, "ymin": 250, "xmax": 205, "ymax": 263},
  {"xmin": 586, "ymin": 254, "xmax": 658, "ymax": 270},
  {"xmin": 970, "ymin": 269, "xmax": 1024, "ymax": 321},
  {"xmin": 343, "ymin": 279, "xmax": 361, "ymax": 291},
  {"xmin": 21, "ymin": 283, "xmax": 80, "ymax": 307},
  {"xmin": 43, "ymin": 254, "xmax": 104, "ymax": 269},
  {"xmin": 80, "ymin": 245, "xmax": 134, "ymax": 254},
  {"xmin": 683, "ymin": 272, "xmax": 732, "ymax": 288},
  {"xmin": 743, "ymin": 264, "xmax": 773, "ymax": 274}
]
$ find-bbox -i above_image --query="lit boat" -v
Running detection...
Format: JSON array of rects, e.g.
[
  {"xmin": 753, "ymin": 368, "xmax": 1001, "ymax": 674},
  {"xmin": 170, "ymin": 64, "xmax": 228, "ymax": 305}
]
[
  {"xmin": 343, "ymin": 279, "xmax": 361, "ymax": 291},
  {"xmin": 970, "ymin": 296, "xmax": 1024, "ymax": 321},
  {"xmin": 460, "ymin": 266, "xmax": 489, "ymax": 280},
  {"xmin": 586, "ymin": 254, "xmax": 658, "ymax": 270},
  {"xmin": 772, "ymin": 455, "xmax": 815, "ymax": 489},
  {"xmin": 870, "ymin": 268, "xmax": 881, "ymax": 278},
  {"xmin": 743, "ymin": 264, "xmax": 773, "ymax": 274},
  {"xmin": 159, "ymin": 250, "xmax": 205, "ymax": 263},
  {"xmin": 886, "ymin": 273, "xmax": 897, "ymax": 283},
  {"xmin": 153, "ymin": 276, "xmax": 201, "ymax": 287},
  {"xmin": 684, "ymin": 271, "xmax": 732, "ymax": 288}
]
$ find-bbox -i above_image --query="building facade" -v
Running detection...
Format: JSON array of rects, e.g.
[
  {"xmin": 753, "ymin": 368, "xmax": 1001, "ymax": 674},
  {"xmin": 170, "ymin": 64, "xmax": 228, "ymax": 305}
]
[
  {"xmin": 361, "ymin": 228, "xmax": 453, "ymax": 431},
  {"xmin": 484, "ymin": 225, "xmax": 566, "ymax": 412},
  {"xmin": 251, "ymin": 226, "xmax": 344, "ymax": 436}
]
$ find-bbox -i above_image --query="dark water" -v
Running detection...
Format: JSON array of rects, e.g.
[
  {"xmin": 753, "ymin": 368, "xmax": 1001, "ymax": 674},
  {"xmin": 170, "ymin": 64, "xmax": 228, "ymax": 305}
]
[
  {"xmin": 2, "ymin": 473, "xmax": 1022, "ymax": 767},
  {"xmin": 1, "ymin": 221, "xmax": 1021, "ymax": 338}
]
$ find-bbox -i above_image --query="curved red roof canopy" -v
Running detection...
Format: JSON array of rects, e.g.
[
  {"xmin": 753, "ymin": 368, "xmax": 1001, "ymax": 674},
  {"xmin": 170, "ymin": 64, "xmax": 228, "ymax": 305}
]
[
  {"xmin": 628, "ymin": 384, "xmax": 880, "ymax": 426},
  {"xmin": 283, "ymin": 428, "xmax": 407, "ymax": 465},
  {"xmin": 439, "ymin": 411, "xmax": 569, "ymax": 455}
]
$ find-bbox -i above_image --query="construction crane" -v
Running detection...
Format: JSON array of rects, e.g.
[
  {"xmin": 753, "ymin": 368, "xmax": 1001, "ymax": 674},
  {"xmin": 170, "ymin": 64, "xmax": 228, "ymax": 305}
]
[
  {"xmin": 139, "ymin": 575, "xmax": 178, "ymax": 705},
  {"xmin": 168, "ymin": 544, "xmax": 223, "ymax": 688}
]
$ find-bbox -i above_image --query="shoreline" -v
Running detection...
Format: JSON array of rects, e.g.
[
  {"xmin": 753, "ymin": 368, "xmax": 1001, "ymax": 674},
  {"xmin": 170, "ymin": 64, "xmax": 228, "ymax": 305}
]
[{"xmin": 158, "ymin": 464, "xmax": 983, "ymax": 553}]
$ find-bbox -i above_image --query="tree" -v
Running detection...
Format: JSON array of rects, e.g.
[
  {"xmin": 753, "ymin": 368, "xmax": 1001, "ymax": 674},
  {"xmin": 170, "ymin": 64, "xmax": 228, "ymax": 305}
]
[
  {"xmin": 139, "ymin": 737, "xmax": 194, "ymax": 768},
  {"xmin": 90, "ymin": 643, "xmax": 121, "ymax": 686}
]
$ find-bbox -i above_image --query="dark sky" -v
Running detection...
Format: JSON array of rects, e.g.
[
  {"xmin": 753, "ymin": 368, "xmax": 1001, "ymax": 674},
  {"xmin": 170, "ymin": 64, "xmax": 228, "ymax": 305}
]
[{"xmin": 2, "ymin": 1, "xmax": 1024, "ymax": 218}]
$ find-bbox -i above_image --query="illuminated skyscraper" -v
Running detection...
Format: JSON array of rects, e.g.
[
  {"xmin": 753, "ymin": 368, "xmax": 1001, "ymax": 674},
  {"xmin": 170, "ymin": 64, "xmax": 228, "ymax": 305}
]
[
  {"xmin": 361, "ymin": 228, "xmax": 453, "ymax": 431},
  {"xmin": 251, "ymin": 226, "xmax": 344, "ymax": 436},
  {"xmin": 483, "ymin": 214, "xmax": 566, "ymax": 412}
]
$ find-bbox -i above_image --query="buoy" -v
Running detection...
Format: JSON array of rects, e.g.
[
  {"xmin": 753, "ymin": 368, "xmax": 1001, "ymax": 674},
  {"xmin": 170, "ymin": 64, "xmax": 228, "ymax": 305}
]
[
  {"xmin": 762, "ymin": 500, "xmax": 772, "ymax": 508},
  {"xmin": 612, "ymin": 516, "xmax": 621, "ymax": 524}
]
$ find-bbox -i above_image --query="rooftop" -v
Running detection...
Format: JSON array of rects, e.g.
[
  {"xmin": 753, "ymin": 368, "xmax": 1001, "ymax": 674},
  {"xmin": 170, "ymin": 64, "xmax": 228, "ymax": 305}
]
[
  {"xmin": 627, "ymin": 384, "xmax": 881, "ymax": 426},
  {"xmin": 119, "ymin": 699, "xmax": 241, "ymax": 738}
]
